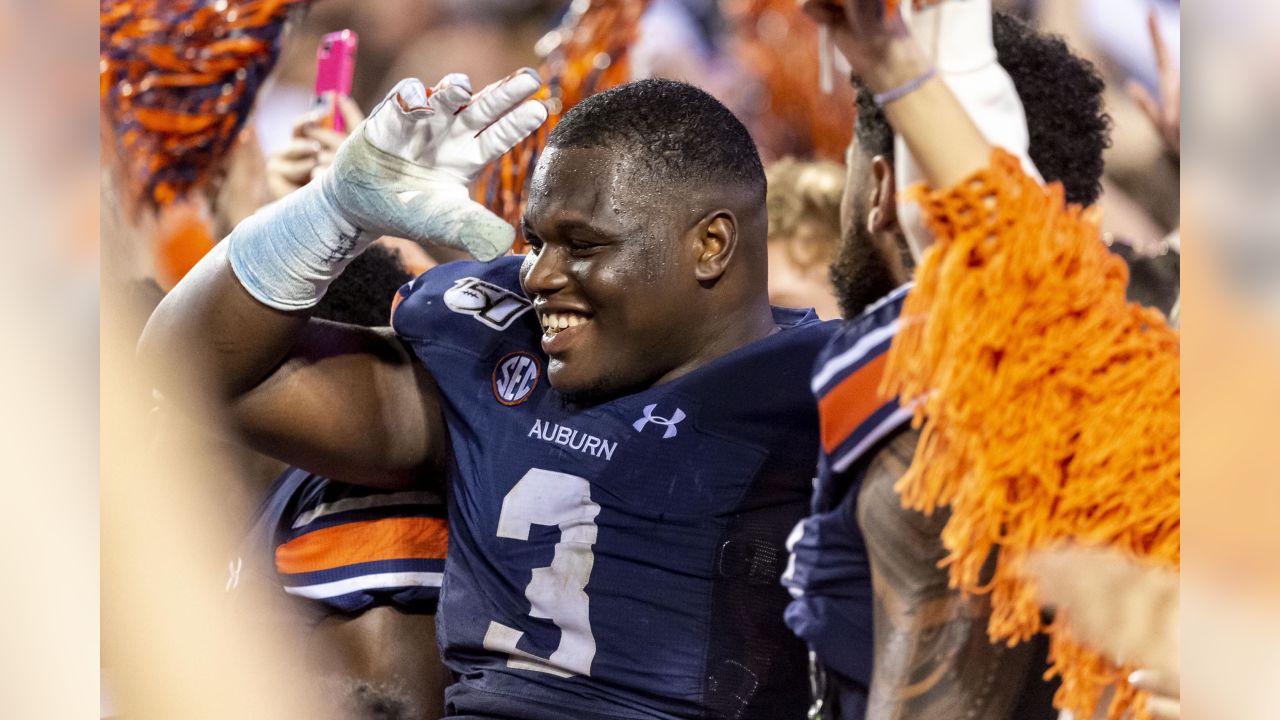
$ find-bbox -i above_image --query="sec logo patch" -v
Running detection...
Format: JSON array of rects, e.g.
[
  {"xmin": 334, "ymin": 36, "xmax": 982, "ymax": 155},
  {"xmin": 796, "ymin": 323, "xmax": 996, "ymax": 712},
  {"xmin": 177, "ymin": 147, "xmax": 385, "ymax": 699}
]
[{"xmin": 492, "ymin": 352, "xmax": 541, "ymax": 406}]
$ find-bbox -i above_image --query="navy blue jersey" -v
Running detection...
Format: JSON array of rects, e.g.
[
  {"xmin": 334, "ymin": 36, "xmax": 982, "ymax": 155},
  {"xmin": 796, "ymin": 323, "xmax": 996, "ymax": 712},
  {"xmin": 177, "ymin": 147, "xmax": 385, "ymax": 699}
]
[
  {"xmin": 233, "ymin": 468, "xmax": 448, "ymax": 616},
  {"xmin": 392, "ymin": 257, "xmax": 837, "ymax": 720},
  {"xmin": 781, "ymin": 285, "xmax": 913, "ymax": 715}
]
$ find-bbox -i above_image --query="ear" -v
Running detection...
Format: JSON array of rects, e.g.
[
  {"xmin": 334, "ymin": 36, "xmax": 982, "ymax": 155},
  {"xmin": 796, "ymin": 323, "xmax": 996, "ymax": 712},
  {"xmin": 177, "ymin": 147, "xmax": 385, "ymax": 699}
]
[
  {"xmin": 866, "ymin": 155, "xmax": 898, "ymax": 236},
  {"xmin": 692, "ymin": 210, "xmax": 738, "ymax": 284}
]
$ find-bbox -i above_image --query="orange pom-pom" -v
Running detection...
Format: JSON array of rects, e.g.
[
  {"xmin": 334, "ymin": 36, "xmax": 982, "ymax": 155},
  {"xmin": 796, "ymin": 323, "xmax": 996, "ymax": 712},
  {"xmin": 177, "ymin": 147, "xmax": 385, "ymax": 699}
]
[{"xmin": 884, "ymin": 149, "xmax": 1179, "ymax": 720}]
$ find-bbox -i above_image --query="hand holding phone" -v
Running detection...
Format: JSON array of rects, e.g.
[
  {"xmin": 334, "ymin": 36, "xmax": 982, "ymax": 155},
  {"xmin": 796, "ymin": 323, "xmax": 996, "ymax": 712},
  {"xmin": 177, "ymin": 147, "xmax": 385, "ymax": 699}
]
[{"xmin": 316, "ymin": 29, "xmax": 358, "ymax": 132}]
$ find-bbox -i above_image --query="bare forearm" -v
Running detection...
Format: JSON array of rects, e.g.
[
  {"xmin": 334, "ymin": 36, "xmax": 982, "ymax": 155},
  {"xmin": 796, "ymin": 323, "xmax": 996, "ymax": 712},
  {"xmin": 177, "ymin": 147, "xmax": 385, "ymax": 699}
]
[
  {"xmin": 139, "ymin": 246, "xmax": 442, "ymax": 488},
  {"xmin": 807, "ymin": 1, "xmax": 995, "ymax": 215},
  {"xmin": 860, "ymin": 40, "xmax": 993, "ymax": 194},
  {"xmin": 881, "ymin": 78, "xmax": 992, "ymax": 192}
]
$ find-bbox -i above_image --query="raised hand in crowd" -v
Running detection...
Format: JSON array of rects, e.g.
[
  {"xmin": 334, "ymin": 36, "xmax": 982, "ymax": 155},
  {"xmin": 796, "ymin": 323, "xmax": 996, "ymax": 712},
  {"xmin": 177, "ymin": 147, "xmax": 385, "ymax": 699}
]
[
  {"xmin": 1129, "ymin": 7, "xmax": 1180, "ymax": 157},
  {"xmin": 799, "ymin": 0, "xmax": 993, "ymax": 211},
  {"xmin": 266, "ymin": 93, "xmax": 366, "ymax": 201},
  {"xmin": 798, "ymin": 1, "xmax": 925, "ymax": 94}
]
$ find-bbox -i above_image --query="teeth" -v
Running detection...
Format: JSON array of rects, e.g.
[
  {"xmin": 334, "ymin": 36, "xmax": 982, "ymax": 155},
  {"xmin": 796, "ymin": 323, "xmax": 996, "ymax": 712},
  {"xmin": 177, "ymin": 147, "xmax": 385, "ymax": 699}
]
[{"xmin": 541, "ymin": 312, "xmax": 587, "ymax": 336}]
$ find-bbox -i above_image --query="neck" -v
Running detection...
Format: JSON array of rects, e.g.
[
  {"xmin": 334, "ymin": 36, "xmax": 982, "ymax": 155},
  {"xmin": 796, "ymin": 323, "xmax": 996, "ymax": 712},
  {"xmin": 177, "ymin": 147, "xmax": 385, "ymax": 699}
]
[{"xmin": 653, "ymin": 292, "xmax": 777, "ymax": 387}]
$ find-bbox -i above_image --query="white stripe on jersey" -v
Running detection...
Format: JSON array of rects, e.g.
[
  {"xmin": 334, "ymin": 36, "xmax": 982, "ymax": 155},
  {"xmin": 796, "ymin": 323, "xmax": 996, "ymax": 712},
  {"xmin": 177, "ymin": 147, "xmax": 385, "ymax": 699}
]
[
  {"xmin": 863, "ymin": 282, "xmax": 913, "ymax": 316},
  {"xmin": 830, "ymin": 405, "xmax": 916, "ymax": 474},
  {"xmin": 283, "ymin": 571, "xmax": 444, "ymax": 599},
  {"xmin": 781, "ymin": 518, "xmax": 811, "ymax": 599},
  {"xmin": 291, "ymin": 490, "xmax": 443, "ymax": 529},
  {"xmin": 810, "ymin": 320, "xmax": 901, "ymax": 394},
  {"xmin": 809, "ymin": 283, "xmax": 912, "ymax": 393}
]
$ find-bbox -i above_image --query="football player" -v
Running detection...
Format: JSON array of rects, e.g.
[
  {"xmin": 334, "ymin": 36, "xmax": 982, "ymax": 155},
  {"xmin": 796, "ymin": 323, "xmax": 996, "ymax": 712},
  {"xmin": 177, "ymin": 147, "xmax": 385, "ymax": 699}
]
[
  {"xmin": 143, "ymin": 70, "xmax": 839, "ymax": 718},
  {"xmin": 785, "ymin": 3, "xmax": 1142, "ymax": 720}
]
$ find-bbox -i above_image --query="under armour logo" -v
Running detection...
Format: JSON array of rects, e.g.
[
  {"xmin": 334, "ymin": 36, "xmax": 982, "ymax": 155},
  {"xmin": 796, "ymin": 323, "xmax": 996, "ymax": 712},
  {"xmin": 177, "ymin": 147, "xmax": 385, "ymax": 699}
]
[{"xmin": 633, "ymin": 404, "xmax": 686, "ymax": 439}]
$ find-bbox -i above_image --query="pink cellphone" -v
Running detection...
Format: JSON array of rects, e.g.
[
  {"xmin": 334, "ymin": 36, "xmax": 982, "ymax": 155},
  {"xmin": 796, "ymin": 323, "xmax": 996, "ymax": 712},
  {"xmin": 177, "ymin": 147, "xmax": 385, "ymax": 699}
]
[{"xmin": 315, "ymin": 29, "xmax": 358, "ymax": 132}]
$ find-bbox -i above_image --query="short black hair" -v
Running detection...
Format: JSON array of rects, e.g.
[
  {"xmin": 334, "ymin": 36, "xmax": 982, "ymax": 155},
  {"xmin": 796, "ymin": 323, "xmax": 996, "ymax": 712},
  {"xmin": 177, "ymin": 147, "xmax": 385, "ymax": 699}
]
[
  {"xmin": 854, "ymin": 12, "xmax": 1110, "ymax": 205},
  {"xmin": 313, "ymin": 244, "xmax": 414, "ymax": 327},
  {"xmin": 547, "ymin": 78, "xmax": 765, "ymax": 199}
]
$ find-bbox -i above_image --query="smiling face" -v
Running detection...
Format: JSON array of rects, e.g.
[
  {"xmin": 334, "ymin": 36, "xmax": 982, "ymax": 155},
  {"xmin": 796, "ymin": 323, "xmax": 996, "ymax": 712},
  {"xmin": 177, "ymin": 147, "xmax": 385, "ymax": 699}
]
[{"xmin": 519, "ymin": 145, "xmax": 712, "ymax": 402}]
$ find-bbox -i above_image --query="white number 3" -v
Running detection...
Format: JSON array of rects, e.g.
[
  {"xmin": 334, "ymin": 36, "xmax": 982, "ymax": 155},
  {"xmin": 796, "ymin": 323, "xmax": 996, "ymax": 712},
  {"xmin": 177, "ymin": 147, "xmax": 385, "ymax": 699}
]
[{"xmin": 483, "ymin": 469, "xmax": 601, "ymax": 677}]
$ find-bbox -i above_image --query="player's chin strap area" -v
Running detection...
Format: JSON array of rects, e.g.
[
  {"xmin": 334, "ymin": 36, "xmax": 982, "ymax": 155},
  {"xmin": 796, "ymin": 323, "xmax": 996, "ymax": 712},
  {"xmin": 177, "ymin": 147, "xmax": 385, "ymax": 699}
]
[{"xmin": 227, "ymin": 72, "xmax": 548, "ymax": 311}]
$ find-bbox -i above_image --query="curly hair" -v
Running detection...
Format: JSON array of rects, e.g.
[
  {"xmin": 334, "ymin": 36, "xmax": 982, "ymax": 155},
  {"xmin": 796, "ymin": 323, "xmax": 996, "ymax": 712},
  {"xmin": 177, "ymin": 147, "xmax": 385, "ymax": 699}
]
[
  {"xmin": 312, "ymin": 244, "xmax": 414, "ymax": 327},
  {"xmin": 854, "ymin": 12, "xmax": 1111, "ymax": 206},
  {"xmin": 547, "ymin": 78, "xmax": 766, "ymax": 200}
]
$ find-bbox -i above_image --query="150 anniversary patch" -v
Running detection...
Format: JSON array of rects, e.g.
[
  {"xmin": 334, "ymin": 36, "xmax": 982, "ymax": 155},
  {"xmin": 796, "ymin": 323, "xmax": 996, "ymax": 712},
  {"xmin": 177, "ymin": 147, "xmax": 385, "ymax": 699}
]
[{"xmin": 444, "ymin": 277, "xmax": 533, "ymax": 331}]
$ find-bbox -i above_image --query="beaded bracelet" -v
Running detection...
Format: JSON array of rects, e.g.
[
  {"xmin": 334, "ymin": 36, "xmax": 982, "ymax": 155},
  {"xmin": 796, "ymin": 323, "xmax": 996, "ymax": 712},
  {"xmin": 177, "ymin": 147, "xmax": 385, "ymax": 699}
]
[{"xmin": 873, "ymin": 67, "xmax": 938, "ymax": 107}]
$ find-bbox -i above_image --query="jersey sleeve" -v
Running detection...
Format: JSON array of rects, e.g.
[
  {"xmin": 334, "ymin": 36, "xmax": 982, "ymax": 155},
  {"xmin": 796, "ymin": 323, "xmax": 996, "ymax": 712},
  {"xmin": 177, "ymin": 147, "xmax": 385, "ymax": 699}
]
[
  {"xmin": 780, "ymin": 486, "xmax": 875, "ymax": 688},
  {"xmin": 810, "ymin": 285, "xmax": 915, "ymax": 481},
  {"xmin": 780, "ymin": 289, "xmax": 916, "ymax": 690},
  {"xmin": 272, "ymin": 475, "xmax": 449, "ymax": 615}
]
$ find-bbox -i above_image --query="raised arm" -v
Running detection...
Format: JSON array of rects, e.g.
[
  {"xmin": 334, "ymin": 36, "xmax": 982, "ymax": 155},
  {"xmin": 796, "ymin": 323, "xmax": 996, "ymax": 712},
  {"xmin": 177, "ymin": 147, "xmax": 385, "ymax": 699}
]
[
  {"xmin": 803, "ymin": 4, "xmax": 1180, "ymax": 719},
  {"xmin": 140, "ymin": 71, "xmax": 548, "ymax": 488},
  {"xmin": 803, "ymin": 1, "xmax": 993, "ymax": 213}
]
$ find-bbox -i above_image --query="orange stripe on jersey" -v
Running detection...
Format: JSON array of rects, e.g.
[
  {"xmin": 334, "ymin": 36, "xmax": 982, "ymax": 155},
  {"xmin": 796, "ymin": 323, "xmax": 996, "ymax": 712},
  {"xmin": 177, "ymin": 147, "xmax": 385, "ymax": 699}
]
[
  {"xmin": 818, "ymin": 353, "xmax": 890, "ymax": 455},
  {"xmin": 275, "ymin": 517, "xmax": 449, "ymax": 575}
]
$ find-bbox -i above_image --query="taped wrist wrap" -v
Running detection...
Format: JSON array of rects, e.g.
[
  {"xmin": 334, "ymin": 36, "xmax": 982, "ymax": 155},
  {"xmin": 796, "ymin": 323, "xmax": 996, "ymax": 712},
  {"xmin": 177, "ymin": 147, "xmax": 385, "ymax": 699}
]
[{"xmin": 226, "ymin": 174, "xmax": 370, "ymax": 311}]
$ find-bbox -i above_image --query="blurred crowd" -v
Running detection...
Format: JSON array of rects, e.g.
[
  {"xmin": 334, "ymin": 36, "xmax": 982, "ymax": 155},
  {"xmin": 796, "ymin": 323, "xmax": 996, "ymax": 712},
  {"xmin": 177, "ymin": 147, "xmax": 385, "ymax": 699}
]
[
  {"xmin": 103, "ymin": 0, "xmax": 1183, "ymax": 324},
  {"xmin": 96, "ymin": 1, "xmax": 1194, "ymax": 720}
]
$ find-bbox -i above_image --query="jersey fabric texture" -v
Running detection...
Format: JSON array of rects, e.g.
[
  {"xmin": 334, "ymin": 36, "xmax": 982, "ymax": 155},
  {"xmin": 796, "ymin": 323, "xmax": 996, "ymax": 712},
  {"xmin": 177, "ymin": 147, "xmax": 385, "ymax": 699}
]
[
  {"xmin": 392, "ymin": 256, "xmax": 838, "ymax": 720},
  {"xmin": 781, "ymin": 285, "xmax": 913, "ymax": 717},
  {"xmin": 245, "ymin": 467, "xmax": 448, "ymax": 616}
]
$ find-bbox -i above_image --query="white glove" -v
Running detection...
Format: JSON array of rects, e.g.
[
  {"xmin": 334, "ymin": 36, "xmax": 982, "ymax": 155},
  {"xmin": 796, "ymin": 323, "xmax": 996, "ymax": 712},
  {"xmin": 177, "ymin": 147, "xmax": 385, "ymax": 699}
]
[
  {"xmin": 895, "ymin": 0, "xmax": 1042, "ymax": 257},
  {"xmin": 331, "ymin": 70, "xmax": 548, "ymax": 258},
  {"xmin": 228, "ymin": 70, "xmax": 547, "ymax": 311}
]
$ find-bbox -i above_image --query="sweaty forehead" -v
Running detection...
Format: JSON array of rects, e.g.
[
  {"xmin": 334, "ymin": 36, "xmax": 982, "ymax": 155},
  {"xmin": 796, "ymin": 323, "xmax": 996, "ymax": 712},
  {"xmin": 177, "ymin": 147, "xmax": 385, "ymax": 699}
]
[{"xmin": 525, "ymin": 145, "xmax": 668, "ymax": 233}]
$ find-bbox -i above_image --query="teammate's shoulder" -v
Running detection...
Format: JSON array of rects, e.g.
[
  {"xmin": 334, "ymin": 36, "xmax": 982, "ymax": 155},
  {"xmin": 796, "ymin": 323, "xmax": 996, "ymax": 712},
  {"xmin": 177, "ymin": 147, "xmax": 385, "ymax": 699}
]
[
  {"xmin": 391, "ymin": 255, "xmax": 534, "ymax": 344},
  {"xmin": 810, "ymin": 285, "xmax": 915, "ymax": 475},
  {"xmin": 813, "ymin": 283, "xmax": 912, "ymax": 377}
]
